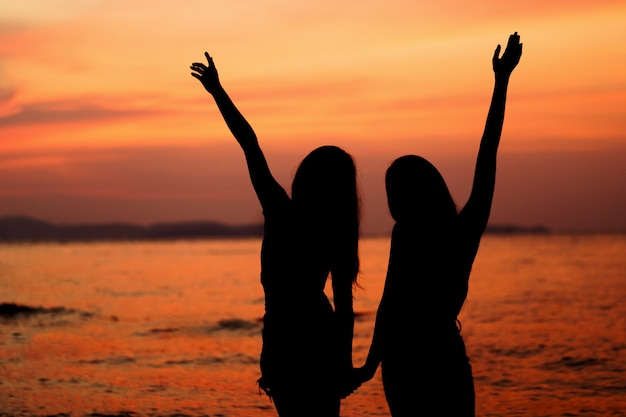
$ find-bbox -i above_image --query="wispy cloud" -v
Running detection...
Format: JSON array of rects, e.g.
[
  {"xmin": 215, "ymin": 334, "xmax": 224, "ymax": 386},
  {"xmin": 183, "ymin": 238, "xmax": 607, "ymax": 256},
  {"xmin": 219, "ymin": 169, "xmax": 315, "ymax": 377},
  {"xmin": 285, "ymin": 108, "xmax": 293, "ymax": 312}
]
[
  {"xmin": 0, "ymin": 100, "xmax": 160, "ymax": 128},
  {"xmin": 0, "ymin": 85, "xmax": 15, "ymax": 103}
]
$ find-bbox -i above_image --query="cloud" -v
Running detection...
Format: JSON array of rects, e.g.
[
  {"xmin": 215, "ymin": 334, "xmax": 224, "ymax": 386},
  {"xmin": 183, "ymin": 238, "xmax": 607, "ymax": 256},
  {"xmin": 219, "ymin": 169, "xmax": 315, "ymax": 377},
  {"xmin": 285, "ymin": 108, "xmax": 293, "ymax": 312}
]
[
  {"xmin": 0, "ymin": 100, "xmax": 159, "ymax": 128},
  {"xmin": 0, "ymin": 57, "xmax": 16, "ymax": 102},
  {"xmin": 0, "ymin": 85, "xmax": 16, "ymax": 103}
]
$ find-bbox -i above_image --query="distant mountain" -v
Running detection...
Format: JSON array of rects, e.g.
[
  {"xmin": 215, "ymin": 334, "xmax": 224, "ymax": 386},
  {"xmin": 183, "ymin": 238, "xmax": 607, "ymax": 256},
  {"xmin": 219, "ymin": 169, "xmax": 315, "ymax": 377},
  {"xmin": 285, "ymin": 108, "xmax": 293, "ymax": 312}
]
[
  {"xmin": 0, "ymin": 216, "xmax": 549, "ymax": 243},
  {"xmin": 0, "ymin": 216, "xmax": 264, "ymax": 243},
  {"xmin": 485, "ymin": 224, "xmax": 550, "ymax": 235}
]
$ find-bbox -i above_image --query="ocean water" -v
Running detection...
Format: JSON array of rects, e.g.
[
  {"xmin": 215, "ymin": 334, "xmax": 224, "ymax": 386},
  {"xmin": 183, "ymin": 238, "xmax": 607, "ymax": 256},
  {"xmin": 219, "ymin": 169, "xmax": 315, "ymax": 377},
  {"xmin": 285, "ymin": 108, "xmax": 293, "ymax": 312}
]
[{"xmin": 1, "ymin": 234, "xmax": 625, "ymax": 417}]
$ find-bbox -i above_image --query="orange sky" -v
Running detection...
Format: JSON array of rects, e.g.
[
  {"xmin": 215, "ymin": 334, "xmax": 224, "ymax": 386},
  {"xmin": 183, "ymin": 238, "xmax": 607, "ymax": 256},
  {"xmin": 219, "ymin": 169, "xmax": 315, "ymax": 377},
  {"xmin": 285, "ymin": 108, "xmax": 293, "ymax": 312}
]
[{"xmin": 1, "ymin": 0, "xmax": 625, "ymax": 234}]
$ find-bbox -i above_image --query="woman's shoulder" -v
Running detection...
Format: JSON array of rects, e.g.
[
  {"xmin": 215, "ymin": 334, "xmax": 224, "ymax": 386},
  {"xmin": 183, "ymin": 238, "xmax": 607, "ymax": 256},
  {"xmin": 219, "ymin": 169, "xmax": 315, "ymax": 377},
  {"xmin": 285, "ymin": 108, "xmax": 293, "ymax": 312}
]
[{"xmin": 263, "ymin": 192, "xmax": 292, "ymax": 220}]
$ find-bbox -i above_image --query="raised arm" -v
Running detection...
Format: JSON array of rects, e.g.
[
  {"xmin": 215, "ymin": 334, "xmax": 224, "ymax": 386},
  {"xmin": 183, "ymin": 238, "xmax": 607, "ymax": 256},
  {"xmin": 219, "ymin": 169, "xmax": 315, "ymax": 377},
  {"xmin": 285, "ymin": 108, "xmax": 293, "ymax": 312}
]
[
  {"xmin": 459, "ymin": 33, "xmax": 522, "ymax": 236},
  {"xmin": 190, "ymin": 52, "xmax": 285, "ymax": 209}
]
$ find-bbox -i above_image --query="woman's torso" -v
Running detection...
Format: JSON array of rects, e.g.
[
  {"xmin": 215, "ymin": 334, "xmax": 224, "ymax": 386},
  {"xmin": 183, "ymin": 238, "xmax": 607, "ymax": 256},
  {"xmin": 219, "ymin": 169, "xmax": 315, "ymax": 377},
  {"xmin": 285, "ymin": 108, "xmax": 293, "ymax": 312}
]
[{"xmin": 380, "ymin": 222, "xmax": 479, "ymax": 355}]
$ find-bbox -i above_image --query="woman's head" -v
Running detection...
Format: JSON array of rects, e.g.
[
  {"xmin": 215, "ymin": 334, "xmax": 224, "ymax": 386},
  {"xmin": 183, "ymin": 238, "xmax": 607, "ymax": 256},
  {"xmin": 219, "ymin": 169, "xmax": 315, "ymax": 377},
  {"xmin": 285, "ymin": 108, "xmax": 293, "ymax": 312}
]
[
  {"xmin": 292, "ymin": 145, "xmax": 359, "ymax": 219},
  {"xmin": 292, "ymin": 145, "xmax": 361, "ymax": 280},
  {"xmin": 385, "ymin": 155, "xmax": 457, "ymax": 225}
]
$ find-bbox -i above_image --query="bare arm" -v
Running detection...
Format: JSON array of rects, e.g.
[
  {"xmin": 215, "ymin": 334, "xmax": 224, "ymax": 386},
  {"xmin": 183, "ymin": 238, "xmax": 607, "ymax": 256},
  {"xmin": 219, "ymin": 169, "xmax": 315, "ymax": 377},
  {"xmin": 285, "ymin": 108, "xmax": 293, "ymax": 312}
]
[
  {"xmin": 357, "ymin": 246, "xmax": 398, "ymax": 385},
  {"xmin": 190, "ymin": 53, "xmax": 284, "ymax": 208},
  {"xmin": 331, "ymin": 272, "xmax": 357, "ymax": 397},
  {"xmin": 332, "ymin": 274, "xmax": 355, "ymax": 368},
  {"xmin": 459, "ymin": 33, "xmax": 523, "ymax": 236},
  {"xmin": 356, "ymin": 289, "xmax": 386, "ymax": 384}
]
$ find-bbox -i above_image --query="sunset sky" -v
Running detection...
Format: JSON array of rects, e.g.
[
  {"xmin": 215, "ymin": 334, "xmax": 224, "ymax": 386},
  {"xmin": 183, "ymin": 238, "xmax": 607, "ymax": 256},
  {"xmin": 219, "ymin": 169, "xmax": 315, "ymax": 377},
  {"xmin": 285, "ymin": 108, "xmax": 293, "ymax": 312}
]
[{"xmin": 1, "ymin": 0, "xmax": 625, "ymax": 235}]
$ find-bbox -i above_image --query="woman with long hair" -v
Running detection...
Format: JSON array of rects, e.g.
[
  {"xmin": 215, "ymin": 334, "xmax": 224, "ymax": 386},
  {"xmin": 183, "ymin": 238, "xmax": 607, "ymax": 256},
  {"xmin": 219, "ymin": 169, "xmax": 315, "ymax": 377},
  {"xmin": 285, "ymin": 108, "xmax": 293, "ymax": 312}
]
[
  {"xmin": 191, "ymin": 53, "xmax": 360, "ymax": 417},
  {"xmin": 356, "ymin": 32, "xmax": 523, "ymax": 416}
]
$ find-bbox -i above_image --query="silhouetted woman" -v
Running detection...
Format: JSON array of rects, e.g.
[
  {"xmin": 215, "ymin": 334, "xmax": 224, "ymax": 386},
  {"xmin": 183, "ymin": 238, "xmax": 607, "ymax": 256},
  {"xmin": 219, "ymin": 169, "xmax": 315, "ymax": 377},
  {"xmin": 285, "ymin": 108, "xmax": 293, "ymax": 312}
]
[
  {"xmin": 356, "ymin": 33, "xmax": 523, "ymax": 416},
  {"xmin": 191, "ymin": 53, "xmax": 360, "ymax": 417}
]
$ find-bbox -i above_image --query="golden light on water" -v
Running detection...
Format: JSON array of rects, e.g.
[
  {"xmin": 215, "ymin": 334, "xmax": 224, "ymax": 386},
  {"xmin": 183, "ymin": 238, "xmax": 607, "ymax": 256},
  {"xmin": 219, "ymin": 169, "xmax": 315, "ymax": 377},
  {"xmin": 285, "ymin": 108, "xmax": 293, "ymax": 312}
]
[
  {"xmin": 1, "ymin": 2, "xmax": 625, "ymax": 232},
  {"xmin": 1, "ymin": 235, "xmax": 625, "ymax": 415}
]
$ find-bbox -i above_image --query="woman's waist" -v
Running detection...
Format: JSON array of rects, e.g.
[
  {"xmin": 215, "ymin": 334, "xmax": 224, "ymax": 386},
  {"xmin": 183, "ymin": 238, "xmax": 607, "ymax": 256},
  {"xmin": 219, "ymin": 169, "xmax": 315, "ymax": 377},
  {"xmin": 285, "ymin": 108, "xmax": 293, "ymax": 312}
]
[
  {"xmin": 382, "ymin": 320, "xmax": 465, "ymax": 354},
  {"xmin": 386, "ymin": 315, "xmax": 461, "ymax": 334},
  {"xmin": 264, "ymin": 293, "xmax": 332, "ymax": 315}
]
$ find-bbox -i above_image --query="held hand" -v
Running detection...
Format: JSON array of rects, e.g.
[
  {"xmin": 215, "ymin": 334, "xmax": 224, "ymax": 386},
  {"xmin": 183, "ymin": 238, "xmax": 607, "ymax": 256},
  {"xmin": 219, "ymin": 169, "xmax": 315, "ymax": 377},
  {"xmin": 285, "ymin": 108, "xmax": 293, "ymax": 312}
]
[
  {"xmin": 356, "ymin": 364, "xmax": 377, "ymax": 384},
  {"xmin": 339, "ymin": 368, "xmax": 363, "ymax": 399},
  {"xmin": 492, "ymin": 32, "xmax": 523, "ymax": 78},
  {"xmin": 190, "ymin": 52, "xmax": 221, "ymax": 94}
]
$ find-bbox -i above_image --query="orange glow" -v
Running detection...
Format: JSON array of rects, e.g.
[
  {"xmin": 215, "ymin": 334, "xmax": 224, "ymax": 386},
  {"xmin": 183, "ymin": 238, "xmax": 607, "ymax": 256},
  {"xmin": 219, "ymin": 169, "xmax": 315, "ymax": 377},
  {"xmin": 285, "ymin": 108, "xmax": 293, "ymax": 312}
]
[{"xmin": 1, "ymin": 1, "xmax": 625, "ymax": 233}]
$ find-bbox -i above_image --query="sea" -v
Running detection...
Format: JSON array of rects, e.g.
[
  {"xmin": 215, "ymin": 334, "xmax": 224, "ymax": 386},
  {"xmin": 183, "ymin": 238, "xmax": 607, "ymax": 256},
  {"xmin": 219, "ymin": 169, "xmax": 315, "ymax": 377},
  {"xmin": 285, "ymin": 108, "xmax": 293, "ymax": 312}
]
[{"xmin": 1, "ymin": 234, "xmax": 625, "ymax": 417}]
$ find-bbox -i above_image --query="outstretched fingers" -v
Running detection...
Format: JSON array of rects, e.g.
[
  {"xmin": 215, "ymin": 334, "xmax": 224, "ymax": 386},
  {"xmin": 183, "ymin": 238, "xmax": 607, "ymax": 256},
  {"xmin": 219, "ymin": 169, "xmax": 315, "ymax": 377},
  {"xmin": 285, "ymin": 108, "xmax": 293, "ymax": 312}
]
[
  {"xmin": 493, "ymin": 32, "xmax": 522, "ymax": 75},
  {"xmin": 504, "ymin": 32, "xmax": 523, "ymax": 66},
  {"xmin": 189, "ymin": 51, "xmax": 220, "ymax": 93},
  {"xmin": 493, "ymin": 44, "xmax": 501, "ymax": 60},
  {"xmin": 190, "ymin": 62, "xmax": 204, "ymax": 80},
  {"xmin": 492, "ymin": 44, "xmax": 501, "ymax": 71},
  {"xmin": 190, "ymin": 52, "xmax": 213, "ymax": 80},
  {"xmin": 507, "ymin": 32, "xmax": 521, "ymax": 48},
  {"xmin": 204, "ymin": 52, "xmax": 214, "ymax": 66},
  {"xmin": 190, "ymin": 52, "xmax": 213, "ymax": 75},
  {"xmin": 505, "ymin": 32, "xmax": 523, "ymax": 57}
]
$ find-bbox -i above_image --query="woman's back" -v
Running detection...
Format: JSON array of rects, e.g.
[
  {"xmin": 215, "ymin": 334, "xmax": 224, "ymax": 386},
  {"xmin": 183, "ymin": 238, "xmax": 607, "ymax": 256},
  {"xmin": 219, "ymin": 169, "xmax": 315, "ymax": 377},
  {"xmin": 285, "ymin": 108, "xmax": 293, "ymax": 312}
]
[{"xmin": 191, "ymin": 54, "xmax": 361, "ymax": 415}]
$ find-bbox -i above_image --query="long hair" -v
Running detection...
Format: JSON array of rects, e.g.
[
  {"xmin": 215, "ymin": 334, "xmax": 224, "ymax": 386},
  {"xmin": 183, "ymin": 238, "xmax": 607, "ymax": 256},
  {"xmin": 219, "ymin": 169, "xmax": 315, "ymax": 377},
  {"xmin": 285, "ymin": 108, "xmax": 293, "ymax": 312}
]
[
  {"xmin": 385, "ymin": 155, "xmax": 457, "ymax": 227},
  {"xmin": 291, "ymin": 145, "xmax": 361, "ymax": 284}
]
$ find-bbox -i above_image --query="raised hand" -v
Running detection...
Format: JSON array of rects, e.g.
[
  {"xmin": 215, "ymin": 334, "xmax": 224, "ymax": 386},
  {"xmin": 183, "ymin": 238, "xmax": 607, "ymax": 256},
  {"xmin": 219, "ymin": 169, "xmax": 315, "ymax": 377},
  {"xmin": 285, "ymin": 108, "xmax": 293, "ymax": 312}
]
[
  {"xmin": 492, "ymin": 32, "xmax": 523, "ymax": 78},
  {"xmin": 190, "ymin": 52, "xmax": 221, "ymax": 94}
]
